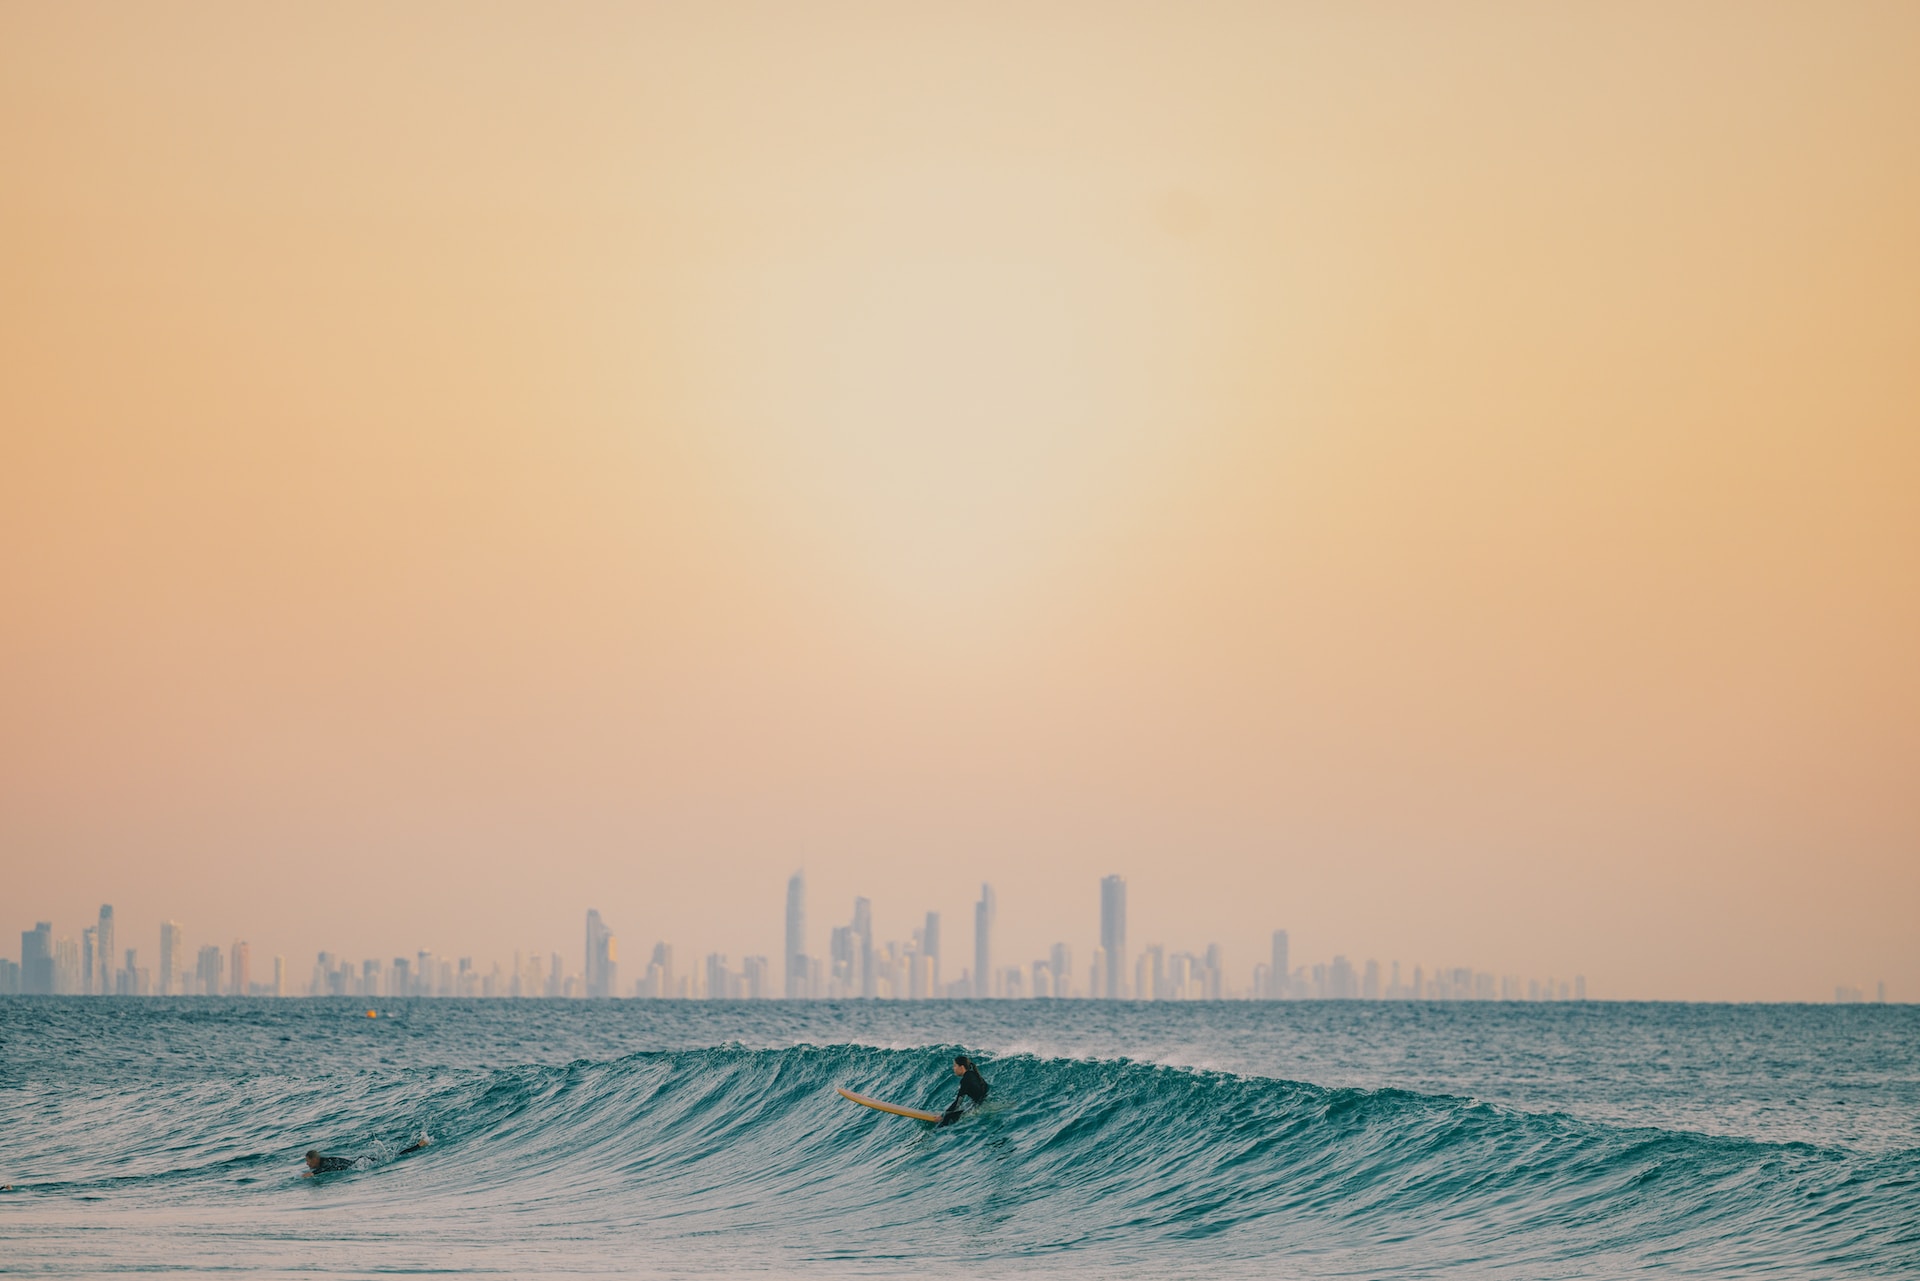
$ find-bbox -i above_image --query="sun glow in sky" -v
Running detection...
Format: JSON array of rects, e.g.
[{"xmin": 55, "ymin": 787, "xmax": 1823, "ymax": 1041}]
[{"xmin": 2, "ymin": 3, "xmax": 1916, "ymax": 999}]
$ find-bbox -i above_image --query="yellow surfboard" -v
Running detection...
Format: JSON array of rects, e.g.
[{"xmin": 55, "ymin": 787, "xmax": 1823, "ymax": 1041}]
[{"xmin": 836, "ymin": 1086, "xmax": 943, "ymax": 1123}]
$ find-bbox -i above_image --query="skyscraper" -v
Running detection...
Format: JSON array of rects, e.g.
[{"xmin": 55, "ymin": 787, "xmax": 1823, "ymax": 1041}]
[
  {"xmin": 1099, "ymin": 875, "xmax": 1127, "ymax": 999},
  {"xmin": 923, "ymin": 911, "xmax": 941, "ymax": 993},
  {"xmin": 82, "ymin": 926, "xmax": 96, "ymax": 996},
  {"xmin": 53, "ymin": 936, "xmax": 80, "ymax": 993},
  {"xmin": 853, "ymin": 897, "xmax": 874, "ymax": 999},
  {"xmin": 1329, "ymin": 955, "xmax": 1356, "ymax": 999},
  {"xmin": 230, "ymin": 940, "xmax": 250, "ymax": 996},
  {"xmin": 1138, "ymin": 943, "xmax": 1164, "ymax": 1001},
  {"xmin": 159, "ymin": 921, "xmax": 181, "ymax": 997},
  {"xmin": 974, "ymin": 883, "xmax": 995, "ymax": 998},
  {"xmin": 705, "ymin": 952, "xmax": 733, "ymax": 1000},
  {"xmin": 829, "ymin": 925, "xmax": 853, "ymax": 995},
  {"xmin": 97, "ymin": 904, "xmax": 115, "ymax": 997},
  {"xmin": 585, "ymin": 909, "xmax": 616, "ymax": 999},
  {"xmin": 196, "ymin": 944, "xmax": 222, "ymax": 996},
  {"xmin": 22, "ymin": 922, "xmax": 54, "ymax": 995},
  {"xmin": 1049, "ymin": 943, "xmax": 1072, "ymax": 998},
  {"xmin": 785, "ymin": 872, "xmax": 807, "ymax": 998},
  {"xmin": 649, "ymin": 941, "xmax": 674, "ymax": 996},
  {"xmin": 1269, "ymin": 930, "xmax": 1289, "ymax": 999}
]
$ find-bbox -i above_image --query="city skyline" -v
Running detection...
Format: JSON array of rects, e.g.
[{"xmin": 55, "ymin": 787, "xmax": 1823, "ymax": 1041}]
[{"xmin": 3, "ymin": 878, "xmax": 1899, "ymax": 1004}]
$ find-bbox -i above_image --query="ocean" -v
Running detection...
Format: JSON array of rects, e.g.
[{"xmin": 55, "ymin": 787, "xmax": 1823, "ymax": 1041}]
[{"xmin": 1, "ymin": 998, "xmax": 1915, "ymax": 1278}]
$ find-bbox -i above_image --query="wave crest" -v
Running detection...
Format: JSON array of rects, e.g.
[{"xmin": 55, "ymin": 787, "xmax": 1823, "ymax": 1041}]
[{"xmin": 15, "ymin": 1043, "xmax": 1918, "ymax": 1275}]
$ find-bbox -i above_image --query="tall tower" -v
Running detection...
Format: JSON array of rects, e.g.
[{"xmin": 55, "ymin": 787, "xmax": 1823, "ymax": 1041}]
[
  {"xmin": 97, "ymin": 905, "xmax": 115, "ymax": 996},
  {"xmin": 852, "ymin": 897, "xmax": 874, "ymax": 999},
  {"xmin": 829, "ymin": 926, "xmax": 852, "ymax": 994},
  {"xmin": 158, "ymin": 921, "xmax": 181, "ymax": 996},
  {"xmin": 923, "ymin": 911, "xmax": 941, "ymax": 993},
  {"xmin": 1270, "ymin": 930, "xmax": 1289, "ymax": 999},
  {"xmin": 974, "ymin": 884, "xmax": 996, "ymax": 998},
  {"xmin": 1100, "ymin": 876, "xmax": 1127, "ymax": 999},
  {"xmin": 22, "ymin": 922, "xmax": 53, "ymax": 995},
  {"xmin": 585, "ymin": 909, "xmax": 616, "ymax": 998},
  {"xmin": 229, "ymin": 940, "xmax": 250, "ymax": 996},
  {"xmin": 784, "ymin": 872, "xmax": 807, "ymax": 998}
]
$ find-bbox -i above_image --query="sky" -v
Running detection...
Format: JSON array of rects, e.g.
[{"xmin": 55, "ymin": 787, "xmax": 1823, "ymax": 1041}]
[{"xmin": 2, "ymin": 3, "xmax": 1915, "ymax": 1001}]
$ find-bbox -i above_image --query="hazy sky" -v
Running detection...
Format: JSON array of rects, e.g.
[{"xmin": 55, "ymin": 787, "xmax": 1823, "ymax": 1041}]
[{"xmin": 3, "ymin": 3, "xmax": 1915, "ymax": 1000}]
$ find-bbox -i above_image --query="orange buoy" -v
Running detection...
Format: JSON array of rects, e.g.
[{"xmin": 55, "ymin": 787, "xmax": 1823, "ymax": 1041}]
[{"xmin": 366, "ymin": 1009, "xmax": 377, "ymax": 1018}]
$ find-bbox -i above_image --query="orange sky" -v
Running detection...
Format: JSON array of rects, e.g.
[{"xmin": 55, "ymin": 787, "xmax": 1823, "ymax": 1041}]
[{"xmin": 2, "ymin": 3, "xmax": 1915, "ymax": 999}]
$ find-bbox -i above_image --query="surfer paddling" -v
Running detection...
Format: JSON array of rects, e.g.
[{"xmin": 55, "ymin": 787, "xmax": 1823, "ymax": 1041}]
[
  {"xmin": 302, "ymin": 1137, "xmax": 429, "ymax": 1176},
  {"xmin": 831, "ymin": 1057, "xmax": 989, "ymax": 1125},
  {"xmin": 942, "ymin": 1055, "xmax": 988, "ymax": 1125}
]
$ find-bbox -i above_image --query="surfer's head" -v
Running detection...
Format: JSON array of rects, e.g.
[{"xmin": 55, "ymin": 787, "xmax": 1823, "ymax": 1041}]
[
  {"xmin": 953, "ymin": 1055, "xmax": 973, "ymax": 1075},
  {"xmin": 304, "ymin": 1150, "xmax": 321, "ymax": 1170}
]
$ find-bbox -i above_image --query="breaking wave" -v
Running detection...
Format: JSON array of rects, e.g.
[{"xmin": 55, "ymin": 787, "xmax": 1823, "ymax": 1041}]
[{"xmin": 8, "ymin": 1041, "xmax": 1916, "ymax": 1276}]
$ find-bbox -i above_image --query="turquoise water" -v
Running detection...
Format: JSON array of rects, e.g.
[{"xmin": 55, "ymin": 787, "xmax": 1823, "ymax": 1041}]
[{"xmin": 1, "ymin": 999, "xmax": 1915, "ymax": 1277}]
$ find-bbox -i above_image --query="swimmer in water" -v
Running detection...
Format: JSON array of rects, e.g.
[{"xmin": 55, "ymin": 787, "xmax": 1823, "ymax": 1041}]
[{"xmin": 302, "ymin": 1136, "xmax": 429, "ymax": 1176}]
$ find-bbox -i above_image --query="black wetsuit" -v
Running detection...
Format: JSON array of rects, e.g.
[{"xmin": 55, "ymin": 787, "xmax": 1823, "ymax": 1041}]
[
  {"xmin": 942, "ymin": 1066, "xmax": 989, "ymax": 1125},
  {"xmin": 309, "ymin": 1156, "xmax": 355, "ymax": 1173}
]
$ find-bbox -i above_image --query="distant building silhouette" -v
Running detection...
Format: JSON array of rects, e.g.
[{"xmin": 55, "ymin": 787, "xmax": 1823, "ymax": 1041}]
[
  {"xmin": 1100, "ymin": 876, "xmax": 1126, "ymax": 999},
  {"xmin": 923, "ymin": 911, "xmax": 941, "ymax": 994},
  {"xmin": 1137, "ymin": 943, "xmax": 1163, "ymax": 1001},
  {"xmin": 853, "ymin": 897, "xmax": 874, "ymax": 999},
  {"xmin": 97, "ymin": 905, "xmax": 115, "ymax": 996},
  {"xmin": 784, "ymin": 872, "xmax": 807, "ymax": 998},
  {"xmin": 21, "ymin": 922, "xmax": 54, "ymax": 995},
  {"xmin": 584, "ymin": 909, "xmax": 617, "ymax": 998},
  {"xmin": 158, "ymin": 921, "xmax": 181, "ymax": 996},
  {"xmin": 643, "ymin": 941, "xmax": 674, "ymax": 998},
  {"xmin": 743, "ymin": 955, "xmax": 769, "ymax": 998},
  {"xmin": 974, "ymin": 884, "xmax": 996, "ymax": 998},
  {"xmin": 829, "ymin": 924, "xmax": 853, "ymax": 996},
  {"xmin": 196, "ymin": 943, "xmax": 222, "ymax": 996},
  {"xmin": 7, "ymin": 868, "xmax": 1616, "ymax": 1004}
]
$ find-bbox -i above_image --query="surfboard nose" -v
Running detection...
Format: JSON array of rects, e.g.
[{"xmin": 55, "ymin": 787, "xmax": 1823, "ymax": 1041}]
[{"xmin": 836, "ymin": 1086, "xmax": 943, "ymax": 1123}]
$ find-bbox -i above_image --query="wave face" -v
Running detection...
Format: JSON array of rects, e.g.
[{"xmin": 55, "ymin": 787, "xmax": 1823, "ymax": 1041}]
[{"xmin": 2, "ymin": 1001, "xmax": 1918, "ymax": 1278}]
